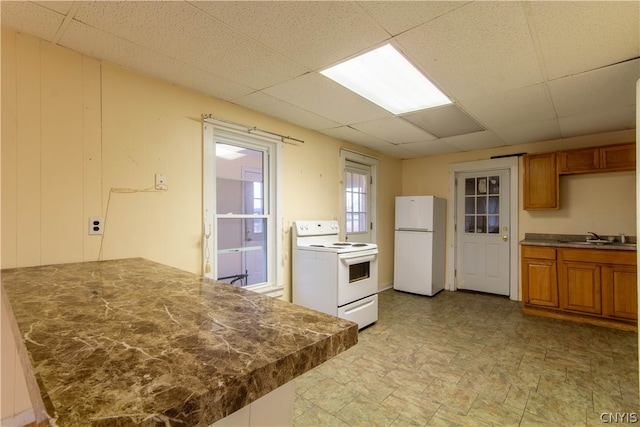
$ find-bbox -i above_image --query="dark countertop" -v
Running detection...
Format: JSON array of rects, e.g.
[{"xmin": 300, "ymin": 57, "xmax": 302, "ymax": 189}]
[
  {"xmin": 520, "ymin": 233, "xmax": 637, "ymax": 251},
  {"xmin": 1, "ymin": 258, "xmax": 358, "ymax": 426}
]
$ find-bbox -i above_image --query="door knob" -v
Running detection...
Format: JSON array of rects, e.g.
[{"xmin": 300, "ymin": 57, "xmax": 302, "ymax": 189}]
[{"xmin": 502, "ymin": 235, "xmax": 508, "ymax": 241}]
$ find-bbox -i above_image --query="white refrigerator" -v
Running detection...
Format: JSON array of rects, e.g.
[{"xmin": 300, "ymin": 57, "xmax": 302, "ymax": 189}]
[{"xmin": 393, "ymin": 196, "xmax": 446, "ymax": 296}]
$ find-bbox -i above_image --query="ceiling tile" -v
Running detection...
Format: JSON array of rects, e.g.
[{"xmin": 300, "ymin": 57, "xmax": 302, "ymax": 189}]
[
  {"xmin": 399, "ymin": 140, "xmax": 460, "ymax": 158},
  {"xmin": 194, "ymin": 1, "xmax": 389, "ymax": 70},
  {"xmin": 558, "ymin": 105, "xmax": 637, "ymax": 138},
  {"xmin": 33, "ymin": 1, "xmax": 74, "ymax": 15},
  {"xmin": 358, "ymin": 1, "xmax": 468, "ymax": 36},
  {"xmin": 73, "ymin": 1, "xmax": 307, "ymax": 90},
  {"xmin": 1, "ymin": 1, "xmax": 637, "ymax": 160},
  {"xmin": 548, "ymin": 59, "xmax": 640, "ymax": 118},
  {"xmin": 402, "ymin": 105, "xmax": 484, "ymax": 138},
  {"xmin": 439, "ymin": 130, "xmax": 506, "ymax": 152},
  {"xmin": 493, "ymin": 119, "xmax": 561, "ymax": 146},
  {"xmin": 461, "ymin": 84, "xmax": 555, "ymax": 129},
  {"xmin": 320, "ymin": 126, "xmax": 389, "ymax": 148},
  {"xmin": 527, "ymin": 1, "xmax": 640, "ymax": 80},
  {"xmin": 60, "ymin": 20, "xmax": 254, "ymax": 100},
  {"xmin": 264, "ymin": 73, "xmax": 392, "ymax": 125},
  {"xmin": 351, "ymin": 117, "xmax": 436, "ymax": 144},
  {"xmin": 1, "ymin": 1, "xmax": 64, "ymax": 41},
  {"xmin": 233, "ymin": 92, "xmax": 341, "ymax": 131},
  {"xmin": 372, "ymin": 143, "xmax": 422, "ymax": 159},
  {"xmin": 396, "ymin": 1, "xmax": 543, "ymax": 101},
  {"xmin": 33, "ymin": 2, "xmax": 75, "ymax": 15}
]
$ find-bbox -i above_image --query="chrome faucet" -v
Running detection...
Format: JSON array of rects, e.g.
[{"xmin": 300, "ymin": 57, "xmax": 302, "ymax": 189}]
[{"xmin": 587, "ymin": 231, "xmax": 604, "ymax": 241}]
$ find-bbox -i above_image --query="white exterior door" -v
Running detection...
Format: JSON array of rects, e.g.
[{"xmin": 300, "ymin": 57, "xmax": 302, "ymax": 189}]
[
  {"xmin": 455, "ymin": 170, "xmax": 510, "ymax": 295},
  {"xmin": 344, "ymin": 160, "xmax": 372, "ymax": 242}
]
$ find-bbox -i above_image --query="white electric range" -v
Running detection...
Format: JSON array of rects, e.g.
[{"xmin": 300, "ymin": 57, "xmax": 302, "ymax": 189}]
[{"xmin": 292, "ymin": 220, "xmax": 378, "ymax": 329}]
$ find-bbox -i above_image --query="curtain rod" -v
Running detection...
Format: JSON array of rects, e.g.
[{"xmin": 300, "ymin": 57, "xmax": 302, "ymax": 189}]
[{"xmin": 202, "ymin": 114, "xmax": 305, "ymax": 144}]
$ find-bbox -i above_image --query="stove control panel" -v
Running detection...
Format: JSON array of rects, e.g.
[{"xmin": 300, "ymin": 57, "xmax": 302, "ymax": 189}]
[{"xmin": 294, "ymin": 220, "xmax": 340, "ymax": 237}]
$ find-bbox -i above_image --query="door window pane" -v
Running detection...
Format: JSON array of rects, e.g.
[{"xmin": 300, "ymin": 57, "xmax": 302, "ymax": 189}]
[
  {"xmin": 465, "ymin": 178, "xmax": 475, "ymax": 195},
  {"xmin": 464, "ymin": 175, "xmax": 500, "ymax": 235},
  {"xmin": 345, "ymin": 169, "xmax": 367, "ymax": 233},
  {"xmin": 465, "ymin": 197, "xmax": 475, "ymax": 214},
  {"xmin": 489, "ymin": 176, "xmax": 500, "ymax": 194}
]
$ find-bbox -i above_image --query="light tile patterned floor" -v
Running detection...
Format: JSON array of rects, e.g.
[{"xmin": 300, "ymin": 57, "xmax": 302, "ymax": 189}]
[{"xmin": 294, "ymin": 289, "xmax": 639, "ymax": 426}]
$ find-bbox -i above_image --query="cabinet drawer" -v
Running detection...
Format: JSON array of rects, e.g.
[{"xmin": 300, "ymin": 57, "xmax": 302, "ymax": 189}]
[
  {"xmin": 561, "ymin": 248, "xmax": 636, "ymax": 265},
  {"xmin": 522, "ymin": 246, "xmax": 556, "ymax": 260}
]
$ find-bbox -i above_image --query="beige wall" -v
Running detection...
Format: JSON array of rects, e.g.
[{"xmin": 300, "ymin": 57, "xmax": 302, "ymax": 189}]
[
  {"xmin": 402, "ymin": 129, "xmax": 636, "ymax": 290},
  {"xmin": 1, "ymin": 28, "xmax": 401, "ymax": 280},
  {"xmin": 0, "ymin": 29, "xmax": 403, "ymax": 420},
  {"xmin": 402, "ymin": 129, "xmax": 636, "ymax": 237}
]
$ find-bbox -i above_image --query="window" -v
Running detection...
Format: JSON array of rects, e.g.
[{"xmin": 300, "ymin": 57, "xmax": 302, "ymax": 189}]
[
  {"xmin": 203, "ymin": 119, "xmax": 282, "ymax": 296},
  {"xmin": 341, "ymin": 150, "xmax": 377, "ymax": 243},
  {"xmin": 345, "ymin": 163, "xmax": 369, "ymax": 234}
]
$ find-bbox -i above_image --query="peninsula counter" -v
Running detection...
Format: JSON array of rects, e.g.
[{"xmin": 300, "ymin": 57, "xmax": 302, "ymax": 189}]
[{"xmin": 1, "ymin": 258, "xmax": 358, "ymax": 426}]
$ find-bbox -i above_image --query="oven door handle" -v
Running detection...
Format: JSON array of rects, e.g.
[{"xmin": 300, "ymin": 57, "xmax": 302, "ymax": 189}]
[
  {"xmin": 343, "ymin": 298, "xmax": 375, "ymax": 315},
  {"xmin": 340, "ymin": 254, "xmax": 376, "ymax": 265}
]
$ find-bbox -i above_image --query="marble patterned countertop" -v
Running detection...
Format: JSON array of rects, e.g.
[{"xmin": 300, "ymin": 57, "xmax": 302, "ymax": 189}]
[
  {"xmin": 519, "ymin": 233, "xmax": 637, "ymax": 251},
  {"xmin": 1, "ymin": 258, "xmax": 358, "ymax": 426}
]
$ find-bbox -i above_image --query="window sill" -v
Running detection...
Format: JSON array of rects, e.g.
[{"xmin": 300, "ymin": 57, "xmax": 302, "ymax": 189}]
[{"xmin": 251, "ymin": 284, "xmax": 284, "ymax": 299}]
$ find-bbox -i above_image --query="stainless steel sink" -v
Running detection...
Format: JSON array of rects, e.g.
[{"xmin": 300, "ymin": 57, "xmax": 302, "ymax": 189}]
[{"xmin": 556, "ymin": 240, "xmax": 636, "ymax": 247}]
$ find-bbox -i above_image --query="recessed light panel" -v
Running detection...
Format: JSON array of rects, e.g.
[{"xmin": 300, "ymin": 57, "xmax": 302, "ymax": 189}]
[{"xmin": 320, "ymin": 44, "xmax": 452, "ymax": 115}]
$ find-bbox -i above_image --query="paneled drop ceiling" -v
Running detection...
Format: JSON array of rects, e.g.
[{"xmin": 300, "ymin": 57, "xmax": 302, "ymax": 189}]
[{"xmin": 2, "ymin": 1, "xmax": 638, "ymax": 159}]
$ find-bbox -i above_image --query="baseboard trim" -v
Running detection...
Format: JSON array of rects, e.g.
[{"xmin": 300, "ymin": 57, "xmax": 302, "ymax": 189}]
[{"xmin": 1, "ymin": 409, "xmax": 36, "ymax": 427}]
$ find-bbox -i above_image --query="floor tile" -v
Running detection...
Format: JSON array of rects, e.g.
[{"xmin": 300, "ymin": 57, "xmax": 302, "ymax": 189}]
[
  {"xmin": 525, "ymin": 390, "xmax": 587, "ymax": 426},
  {"xmin": 336, "ymin": 395, "xmax": 400, "ymax": 427},
  {"xmin": 294, "ymin": 404, "xmax": 351, "ymax": 427},
  {"xmin": 382, "ymin": 385, "xmax": 440, "ymax": 425},
  {"xmin": 301, "ymin": 377, "xmax": 359, "ymax": 414},
  {"xmin": 292, "ymin": 289, "xmax": 639, "ymax": 427}
]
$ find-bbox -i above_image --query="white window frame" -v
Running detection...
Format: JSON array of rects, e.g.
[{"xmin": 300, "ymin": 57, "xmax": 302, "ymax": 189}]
[
  {"xmin": 340, "ymin": 149, "xmax": 378, "ymax": 243},
  {"xmin": 203, "ymin": 118, "xmax": 283, "ymax": 297}
]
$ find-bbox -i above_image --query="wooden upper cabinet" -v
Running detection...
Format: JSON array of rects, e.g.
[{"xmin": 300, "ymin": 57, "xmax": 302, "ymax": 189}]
[
  {"xmin": 600, "ymin": 143, "xmax": 636, "ymax": 171},
  {"xmin": 523, "ymin": 152, "xmax": 558, "ymax": 210},
  {"xmin": 557, "ymin": 147, "xmax": 599, "ymax": 174},
  {"xmin": 558, "ymin": 143, "xmax": 635, "ymax": 174}
]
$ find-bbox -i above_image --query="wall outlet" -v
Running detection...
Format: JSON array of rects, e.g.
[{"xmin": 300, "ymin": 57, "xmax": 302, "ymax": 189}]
[
  {"xmin": 89, "ymin": 217, "xmax": 104, "ymax": 235},
  {"xmin": 155, "ymin": 173, "xmax": 167, "ymax": 188}
]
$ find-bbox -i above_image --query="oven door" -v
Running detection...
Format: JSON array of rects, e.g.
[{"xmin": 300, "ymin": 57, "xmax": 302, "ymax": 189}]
[{"xmin": 337, "ymin": 249, "xmax": 378, "ymax": 307}]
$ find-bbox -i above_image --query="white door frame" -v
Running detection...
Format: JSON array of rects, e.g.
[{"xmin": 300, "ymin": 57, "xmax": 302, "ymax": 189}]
[
  {"xmin": 448, "ymin": 157, "xmax": 520, "ymax": 301},
  {"xmin": 340, "ymin": 149, "xmax": 378, "ymax": 243}
]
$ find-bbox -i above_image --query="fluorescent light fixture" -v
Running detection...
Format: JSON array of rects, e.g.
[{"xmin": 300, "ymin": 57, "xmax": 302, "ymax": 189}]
[{"xmin": 320, "ymin": 44, "xmax": 452, "ymax": 115}]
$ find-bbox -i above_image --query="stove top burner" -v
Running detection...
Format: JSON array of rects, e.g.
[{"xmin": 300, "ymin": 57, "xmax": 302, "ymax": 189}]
[
  {"xmin": 333, "ymin": 242, "xmax": 351, "ymax": 246},
  {"xmin": 352, "ymin": 243, "xmax": 368, "ymax": 247}
]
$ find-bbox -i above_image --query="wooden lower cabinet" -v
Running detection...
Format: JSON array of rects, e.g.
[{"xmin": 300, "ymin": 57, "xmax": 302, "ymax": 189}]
[
  {"xmin": 522, "ymin": 245, "xmax": 637, "ymax": 331},
  {"xmin": 522, "ymin": 246, "xmax": 558, "ymax": 307},
  {"xmin": 559, "ymin": 261, "xmax": 601, "ymax": 315},
  {"xmin": 602, "ymin": 264, "xmax": 638, "ymax": 320}
]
